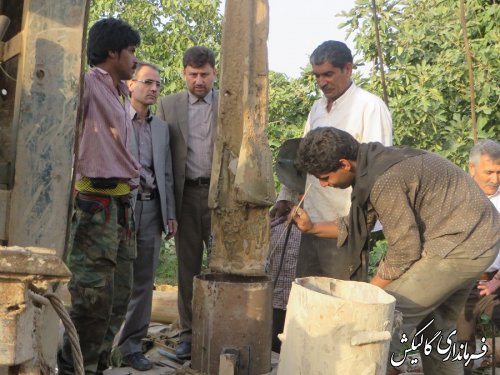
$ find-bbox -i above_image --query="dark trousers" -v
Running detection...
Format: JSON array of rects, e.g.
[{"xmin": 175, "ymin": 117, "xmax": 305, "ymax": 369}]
[
  {"xmin": 272, "ymin": 308, "xmax": 286, "ymax": 353},
  {"xmin": 456, "ymin": 275, "xmax": 500, "ymax": 374},
  {"xmin": 117, "ymin": 199, "xmax": 163, "ymax": 356},
  {"xmin": 295, "ymin": 233, "xmax": 351, "ymax": 279},
  {"xmin": 175, "ymin": 184, "xmax": 211, "ymax": 342}
]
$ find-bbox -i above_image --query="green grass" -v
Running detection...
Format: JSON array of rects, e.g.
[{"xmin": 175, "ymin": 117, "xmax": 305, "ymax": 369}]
[
  {"xmin": 155, "ymin": 239, "xmax": 209, "ymax": 286},
  {"xmin": 154, "ymin": 235, "xmax": 389, "ymax": 286},
  {"xmin": 369, "ymin": 238, "xmax": 388, "ymax": 280},
  {"xmin": 155, "ymin": 239, "xmax": 178, "ymax": 285}
]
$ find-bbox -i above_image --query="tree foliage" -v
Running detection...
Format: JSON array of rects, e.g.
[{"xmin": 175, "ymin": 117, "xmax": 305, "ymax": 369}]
[
  {"xmin": 89, "ymin": 0, "xmax": 317, "ymax": 188},
  {"xmin": 339, "ymin": 0, "xmax": 499, "ymax": 166},
  {"xmin": 267, "ymin": 70, "xmax": 320, "ymax": 189},
  {"xmin": 267, "ymin": 71, "xmax": 319, "ymax": 151},
  {"xmin": 89, "ymin": 0, "xmax": 223, "ymax": 95}
]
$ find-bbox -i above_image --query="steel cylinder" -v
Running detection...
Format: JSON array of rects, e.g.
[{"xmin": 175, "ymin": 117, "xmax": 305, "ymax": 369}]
[{"xmin": 191, "ymin": 273, "xmax": 272, "ymax": 375}]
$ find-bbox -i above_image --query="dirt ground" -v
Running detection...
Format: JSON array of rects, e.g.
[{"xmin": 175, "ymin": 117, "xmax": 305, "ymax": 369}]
[{"xmin": 104, "ymin": 322, "xmax": 279, "ymax": 375}]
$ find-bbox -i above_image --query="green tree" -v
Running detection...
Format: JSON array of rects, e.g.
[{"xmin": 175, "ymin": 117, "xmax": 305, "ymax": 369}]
[
  {"xmin": 267, "ymin": 70, "xmax": 320, "ymax": 189},
  {"xmin": 89, "ymin": 1, "xmax": 313, "ymax": 159},
  {"xmin": 89, "ymin": 0, "xmax": 223, "ymax": 95},
  {"xmin": 89, "ymin": 1, "xmax": 317, "ymax": 282},
  {"xmin": 340, "ymin": 0, "xmax": 499, "ymax": 166}
]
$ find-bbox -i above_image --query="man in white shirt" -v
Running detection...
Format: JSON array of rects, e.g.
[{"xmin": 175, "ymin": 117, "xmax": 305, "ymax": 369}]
[
  {"xmin": 270, "ymin": 40, "xmax": 392, "ymax": 280},
  {"xmin": 457, "ymin": 139, "xmax": 500, "ymax": 374}
]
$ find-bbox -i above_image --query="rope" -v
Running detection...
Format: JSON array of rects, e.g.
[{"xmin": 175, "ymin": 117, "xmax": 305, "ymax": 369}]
[
  {"xmin": 0, "ymin": 63, "xmax": 16, "ymax": 81},
  {"xmin": 28, "ymin": 290, "xmax": 85, "ymax": 375},
  {"xmin": 30, "ymin": 294, "xmax": 52, "ymax": 375},
  {"xmin": 266, "ymin": 183, "xmax": 312, "ymax": 266}
]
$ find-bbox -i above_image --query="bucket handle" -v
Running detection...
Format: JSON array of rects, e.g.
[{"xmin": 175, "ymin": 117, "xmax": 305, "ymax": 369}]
[{"xmin": 351, "ymin": 330, "xmax": 391, "ymax": 346}]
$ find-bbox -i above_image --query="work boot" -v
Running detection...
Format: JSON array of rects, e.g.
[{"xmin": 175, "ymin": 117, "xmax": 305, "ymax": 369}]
[
  {"xmin": 122, "ymin": 352, "xmax": 153, "ymax": 371},
  {"xmin": 175, "ymin": 341, "xmax": 191, "ymax": 360}
]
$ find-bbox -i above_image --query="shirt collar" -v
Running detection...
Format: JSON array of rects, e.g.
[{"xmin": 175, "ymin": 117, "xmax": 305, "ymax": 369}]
[
  {"xmin": 91, "ymin": 67, "xmax": 130, "ymax": 98},
  {"xmin": 321, "ymin": 81, "xmax": 357, "ymax": 110},
  {"xmin": 488, "ymin": 187, "xmax": 500, "ymax": 199},
  {"xmin": 129, "ymin": 105, "xmax": 152, "ymax": 123},
  {"xmin": 188, "ymin": 89, "xmax": 213, "ymax": 105}
]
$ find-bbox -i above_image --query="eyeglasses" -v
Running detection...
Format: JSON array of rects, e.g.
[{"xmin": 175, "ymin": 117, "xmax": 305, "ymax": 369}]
[{"xmin": 132, "ymin": 79, "xmax": 161, "ymax": 88}]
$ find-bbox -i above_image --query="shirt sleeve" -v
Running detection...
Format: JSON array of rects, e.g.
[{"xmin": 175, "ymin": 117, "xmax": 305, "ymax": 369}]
[
  {"xmin": 360, "ymin": 100, "xmax": 393, "ymax": 146},
  {"xmin": 370, "ymin": 170, "xmax": 423, "ymax": 280},
  {"xmin": 336, "ymin": 205, "xmax": 378, "ymax": 248},
  {"xmin": 336, "ymin": 216, "xmax": 349, "ymax": 248},
  {"xmin": 302, "ymin": 107, "xmax": 313, "ymax": 136}
]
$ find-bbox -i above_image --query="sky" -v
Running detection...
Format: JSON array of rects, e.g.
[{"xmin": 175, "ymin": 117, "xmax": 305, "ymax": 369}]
[{"xmin": 220, "ymin": 0, "xmax": 357, "ymax": 78}]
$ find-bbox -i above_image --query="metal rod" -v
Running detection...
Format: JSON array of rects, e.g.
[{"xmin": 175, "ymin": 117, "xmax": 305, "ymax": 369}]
[{"xmin": 268, "ymin": 182, "xmax": 312, "ymax": 261}]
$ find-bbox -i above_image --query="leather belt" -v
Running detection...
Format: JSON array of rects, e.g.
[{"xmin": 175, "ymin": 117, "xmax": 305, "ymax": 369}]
[
  {"xmin": 185, "ymin": 177, "xmax": 211, "ymax": 187},
  {"xmin": 137, "ymin": 190, "xmax": 157, "ymax": 201}
]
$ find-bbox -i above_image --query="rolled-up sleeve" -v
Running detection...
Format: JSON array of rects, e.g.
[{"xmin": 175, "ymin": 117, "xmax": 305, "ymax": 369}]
[{"xmin": 336, "ymin": 216, "xmax": 349, "ymax": 248}]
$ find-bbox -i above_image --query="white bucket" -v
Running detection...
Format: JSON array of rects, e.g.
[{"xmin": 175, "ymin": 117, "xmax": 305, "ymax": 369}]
[{"xmin": 278, "ymin": 277, "xmax": 396, "ymax": 375}]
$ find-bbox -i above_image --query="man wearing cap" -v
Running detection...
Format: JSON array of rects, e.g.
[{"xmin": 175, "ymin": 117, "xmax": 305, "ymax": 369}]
[{"xmin": 271, "ymin": 40, "xmax": 392, "ymax": 281}]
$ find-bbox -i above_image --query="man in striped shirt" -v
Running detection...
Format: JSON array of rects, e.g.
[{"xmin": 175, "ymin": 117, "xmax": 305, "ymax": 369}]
[{"xmin": 58, "ymin": 18, "xmax": 141, "ymax": 375}]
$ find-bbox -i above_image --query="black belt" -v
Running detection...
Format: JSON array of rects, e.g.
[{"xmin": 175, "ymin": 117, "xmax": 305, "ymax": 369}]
[
  {"xmin": 185, "ymin": 177, "xmax": 211, "ymax": 187},
  {"xmin": 137, "ymin": 190, "xmax": 157, "ymax": 201}
]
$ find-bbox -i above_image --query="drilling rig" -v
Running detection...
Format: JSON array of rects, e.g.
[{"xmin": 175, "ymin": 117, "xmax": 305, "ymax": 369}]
[
  {"xmin": 0, "ymin": 0, "xmax": 282, "ymax": 374},
  {"xmin": 0, "ymin": 1, "xmax": 89, "ymax": 374}
]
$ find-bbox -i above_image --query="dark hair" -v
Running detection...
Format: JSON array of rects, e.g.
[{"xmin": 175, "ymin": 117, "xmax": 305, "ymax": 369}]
[
  {"xmin": 297, "ymin": 127, "xmax": 359, "ymax": 175},
  {"xmin": 310, "ymin": 40, "xmax": 353, "ymax": 69},
  {"xmin": 87, "ymin": 18, "xmax": 140, "ymax": 66},
  {"xmin": 183, "ymin": 46, "xmax": 216, "ymax": 68}
]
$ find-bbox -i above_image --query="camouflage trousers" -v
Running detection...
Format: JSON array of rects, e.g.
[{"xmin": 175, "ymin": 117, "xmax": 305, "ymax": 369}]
[{"xmin": 58, "ymin": 192, "xmax": 136, "ymax": 375}]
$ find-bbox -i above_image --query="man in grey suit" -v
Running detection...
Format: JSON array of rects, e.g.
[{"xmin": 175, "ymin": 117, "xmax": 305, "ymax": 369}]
[
  {"xmin": 117, "ymin": 63, "xmax": 177, "ymax": 371},
  {"xmin": 156, "ymin": 46, "xmax": 218, "ymax": 360}
]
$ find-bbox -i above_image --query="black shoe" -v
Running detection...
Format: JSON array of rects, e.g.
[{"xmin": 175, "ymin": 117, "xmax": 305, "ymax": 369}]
[
  {"xmin": 175, "ymin": 341, "xmax": 192, "ymax": 360},
  {"xmin": 122, "ymin": 352, "xmax": 153, "ymax": 371}
]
